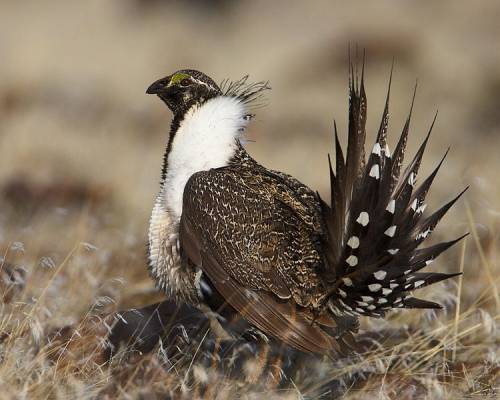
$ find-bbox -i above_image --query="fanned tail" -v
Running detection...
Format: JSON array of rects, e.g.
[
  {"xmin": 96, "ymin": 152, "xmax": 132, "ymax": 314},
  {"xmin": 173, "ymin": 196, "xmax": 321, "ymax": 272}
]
[{"xmin": 320, "ymin": 60, "xmax": 467, "ymax": 318}]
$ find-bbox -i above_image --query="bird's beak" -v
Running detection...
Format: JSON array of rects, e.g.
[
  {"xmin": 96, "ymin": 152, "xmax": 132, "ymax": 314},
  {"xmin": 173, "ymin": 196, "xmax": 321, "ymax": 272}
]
[{"xmin": 146, "ymin": 76, "xmax": 171, "ymax": 95}]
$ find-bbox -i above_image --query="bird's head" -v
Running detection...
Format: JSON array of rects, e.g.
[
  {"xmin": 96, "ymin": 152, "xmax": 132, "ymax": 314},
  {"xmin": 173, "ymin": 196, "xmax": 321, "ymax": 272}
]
[{"xmin": 146, "ymin": 69, "xmax": 221, "ymax": 115}]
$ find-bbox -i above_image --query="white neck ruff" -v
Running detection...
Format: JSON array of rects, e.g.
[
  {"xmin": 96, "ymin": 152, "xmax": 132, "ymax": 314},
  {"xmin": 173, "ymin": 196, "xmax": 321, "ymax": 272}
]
[{"xmin": 163, "ymin": 95, "xmax": 248, "ymax": 219}]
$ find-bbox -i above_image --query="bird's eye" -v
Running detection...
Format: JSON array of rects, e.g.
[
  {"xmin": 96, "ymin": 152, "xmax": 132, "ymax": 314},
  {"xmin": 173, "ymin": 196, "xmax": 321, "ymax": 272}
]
[{"xmin": 180, "ymin": 78, "xmax": 191, "ymax": 86}]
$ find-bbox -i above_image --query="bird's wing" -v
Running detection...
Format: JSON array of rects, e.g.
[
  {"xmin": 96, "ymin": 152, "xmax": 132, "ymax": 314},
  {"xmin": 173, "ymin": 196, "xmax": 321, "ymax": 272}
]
[{"xmin": 179, "ymin": 167, "xmax": 340, "ymax": 354}]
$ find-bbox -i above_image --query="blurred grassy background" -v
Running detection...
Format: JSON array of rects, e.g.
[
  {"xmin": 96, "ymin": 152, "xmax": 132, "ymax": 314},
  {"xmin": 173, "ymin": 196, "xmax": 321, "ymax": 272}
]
[{"xmin": 0, "ymin": 1, "xmax": 498, "ymax": 398}]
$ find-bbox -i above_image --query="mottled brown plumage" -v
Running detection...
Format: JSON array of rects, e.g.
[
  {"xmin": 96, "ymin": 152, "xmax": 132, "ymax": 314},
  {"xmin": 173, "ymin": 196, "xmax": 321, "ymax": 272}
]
[
  {"xmin": 146, "ymin": 64, "xmax": 466, "ymax": 355},
  {"xmin": 180, "ymin": 145, "xmax": 344, "ymax": 353}
]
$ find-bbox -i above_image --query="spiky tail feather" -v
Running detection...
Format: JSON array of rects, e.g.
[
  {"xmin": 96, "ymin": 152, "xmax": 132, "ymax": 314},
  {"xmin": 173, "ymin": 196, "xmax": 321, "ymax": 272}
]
[{"xmin": 320, "ymin": 60, "xmax": 467, "ymax": 318}]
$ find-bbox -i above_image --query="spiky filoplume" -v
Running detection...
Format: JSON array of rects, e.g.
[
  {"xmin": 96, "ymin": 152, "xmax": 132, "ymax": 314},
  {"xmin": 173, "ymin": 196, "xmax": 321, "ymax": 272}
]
[{"xmin": 146, "ymin": 64, "xmax": 466, "ymax": 355}]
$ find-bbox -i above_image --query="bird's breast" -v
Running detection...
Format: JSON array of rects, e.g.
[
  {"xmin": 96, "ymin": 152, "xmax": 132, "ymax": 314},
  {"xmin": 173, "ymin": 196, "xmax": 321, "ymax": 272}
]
[{"xmin": 148, "ymin": 191, "xmax": 197, "ymax": 303}]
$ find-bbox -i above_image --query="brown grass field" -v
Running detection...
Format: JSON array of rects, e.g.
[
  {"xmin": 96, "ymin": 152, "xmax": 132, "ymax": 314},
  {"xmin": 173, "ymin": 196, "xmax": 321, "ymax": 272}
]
[{"xmin": 0, "ymin": 1, "xmax": 498, "ymax": 398}]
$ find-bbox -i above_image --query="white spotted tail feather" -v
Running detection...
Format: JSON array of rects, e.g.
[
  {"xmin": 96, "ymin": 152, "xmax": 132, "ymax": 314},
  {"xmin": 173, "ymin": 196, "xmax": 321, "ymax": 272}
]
[{"xmin": 318, "ymin": 62, "xmax": 468, "ymax": 318}]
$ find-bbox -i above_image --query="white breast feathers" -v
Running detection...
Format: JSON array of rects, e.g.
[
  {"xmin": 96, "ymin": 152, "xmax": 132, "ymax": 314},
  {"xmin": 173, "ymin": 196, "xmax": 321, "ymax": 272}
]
[{"xmin": 163, "ymin": 96, "xmax": 249, "ymax": 219}]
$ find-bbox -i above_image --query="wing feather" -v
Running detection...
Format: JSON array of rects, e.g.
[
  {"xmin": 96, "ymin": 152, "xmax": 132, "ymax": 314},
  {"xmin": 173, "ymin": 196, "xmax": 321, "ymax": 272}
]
[{"xmin": 179, "ymin": 168, "xmax": 341, "ymax": 354}]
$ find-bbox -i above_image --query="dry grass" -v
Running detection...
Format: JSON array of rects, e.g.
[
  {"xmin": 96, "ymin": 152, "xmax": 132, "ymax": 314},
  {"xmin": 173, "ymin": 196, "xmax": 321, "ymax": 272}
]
[
  {"xmin": 0, "ymin": 217, "xmax": 498, "ymax": 399},
  {"xmin": 0, "ymin": 1, "xmax": 499, "ymax": 398}
]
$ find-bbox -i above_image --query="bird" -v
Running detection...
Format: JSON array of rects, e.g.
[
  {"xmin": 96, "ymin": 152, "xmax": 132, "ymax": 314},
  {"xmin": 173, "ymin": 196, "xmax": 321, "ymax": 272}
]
[{"xmin": 145, "ymin": 64, "xmax": 467, "ymax": 355}]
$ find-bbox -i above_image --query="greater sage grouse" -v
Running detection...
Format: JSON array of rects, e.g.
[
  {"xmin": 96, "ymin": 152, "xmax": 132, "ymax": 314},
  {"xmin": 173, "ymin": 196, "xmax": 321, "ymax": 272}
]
[{"xmin": 146, "ymin": 65, "xmax": 466, "ymax": 354}]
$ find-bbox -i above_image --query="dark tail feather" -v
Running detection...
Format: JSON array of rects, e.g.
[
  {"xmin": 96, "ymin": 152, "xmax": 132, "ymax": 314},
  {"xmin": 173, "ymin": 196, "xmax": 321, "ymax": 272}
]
[
  {"xmin": 401, "ymin": 297, "xmax": 442, "ymax": 309},
  {"xmin": 390, "ymin": 81, "xmax": 417, "ymax": 193},
  {"xmin": 413, "ymin": 187, "xmax": 469, "ymax": 246},
  {"xmin": 410, "ymin": 234, "xmax": 469, "ymax": 270},
  {"xmin": 345, "ymin": 56, "xmax": 367, "ymax": 215},
  {"xmin": 410, "ymin": 148, "xmax": 449, "ymax": 210},
  {"xmin": 321, "ymin": 62, "xmax": 466, "ymax": 318}
]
